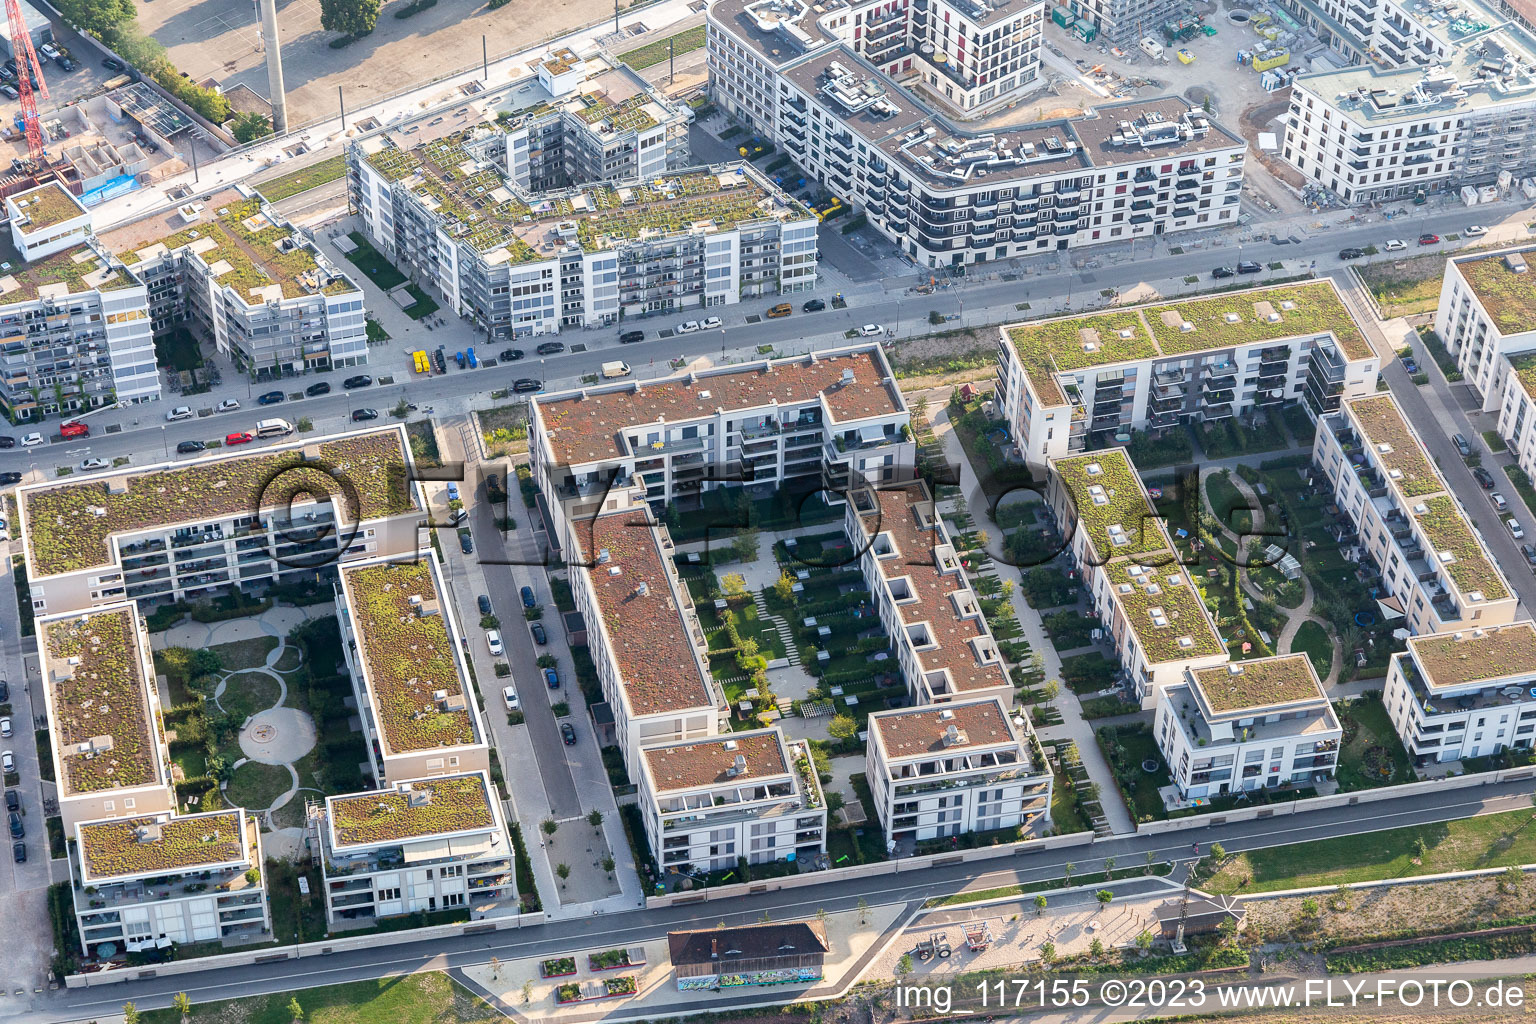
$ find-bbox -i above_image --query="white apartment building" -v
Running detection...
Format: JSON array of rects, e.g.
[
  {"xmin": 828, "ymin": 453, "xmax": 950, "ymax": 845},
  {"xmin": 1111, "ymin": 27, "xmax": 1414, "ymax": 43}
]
[
  {"xmin": 335, "ymin": 553, "xmax": 491, "ymax": 785},
  {"xmin": 1437, "ymin": 246, "xmax": 1536, "ymax": 410},
  {"xmin": 1282, "ymin": 1, "xmax": 1536, "ymax": 202},
  {"xmin": 1384, "ymin": 620, "xmax": 1536, "ymax": 766},
  {"xmin": 709, "ymin": 0, "xmax": 1248, "ymax": 267},
  {"xmin": 529, "ymin": 346, "xmax": 912, "ymax": 535},
  {"xmin": 1046, "ymin": 448, "xmax": 1229, "ymax": 705},
  {"xmin": 312, "ymin": 772, "xmax": 516, "ymax": 926},
  {"xmin": 638, "ymin": 729, "xmax": 827, "ymax": 874},
  {"xmin": 996, "ymin": 280, "xmax": 1381, "ymax": 470},
  {"xmin": 98, "ymin": 186, "xmax": 368, "ymax": 378},
  {"xmin": 567, "ymin": 508, "xmax": 728, "ymax": 780},
  {"xmin": 70, "ymin": 808, "xmax": 270, "ymax": 956},
  {"xmin": 38, "ymin": 603, "xmax": 176, "ymax": 832},
  {"xmin": 1154, "ymin": 655, "xmax": 1341, "ymax": 801},
  {"xmin": 864, "ymin": 698, "xmax": 1052, "ymax": 845},
  {"xmin": 17, "ymin": 425, "xmax": 425, "ymax": 615},
  {"xmin": 7, "ymin": 181, "xmax": 92, "ymax": 261},
  {"xmin": 1312, "ymin": 394, "xmax": 1518, "ymax": 633},
  {"xmin": 845, "ymin": 480, "xmax": 1013, "ymax": 706}
]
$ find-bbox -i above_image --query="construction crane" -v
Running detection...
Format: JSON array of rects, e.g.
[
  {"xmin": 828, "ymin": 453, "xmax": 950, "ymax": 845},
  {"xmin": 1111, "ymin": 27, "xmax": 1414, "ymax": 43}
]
[{"xmin": 5, "ymin": 0, "xmax": 50, "ymax": 169}]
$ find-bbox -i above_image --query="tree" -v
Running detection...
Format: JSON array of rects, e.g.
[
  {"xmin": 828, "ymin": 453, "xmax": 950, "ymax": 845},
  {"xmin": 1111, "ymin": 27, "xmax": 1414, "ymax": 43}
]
[
  {"xmin": 1063, "ymin": 861, "xmax": 1074, "ymax": 885},
  {"xmin": 733, "ymin": 527, "xmax": 759, "ymax": 563},
  {"xmin": 1103, "ymin": 856, "xmax": 1116, "ymax": 876},
  {"xmin": 1096, "ymin": 889, "xmax": 1113, "ymax": 910},
  {"xmin": 856, "ymin": 897, "xmax": 869, "ymax": 925},
  {"xmin": 896, "ymin": 953, "xmax": 914, "ymax": 978},
  {"xmin": 56, "ymin": 0, "xmax": 135, "ymax": 37},
  {"xmin": 587, "ymin": 808, "xmax": 605, "ymax": 832},
  {"xmin": 774, "ymin": 570, "xmax": 795, "ymax": 601},
  {"xmin": 827, "ymin": 713, "xmax": 858, "ymax": 741},
  {"xmin": 602, "ymin": 856, "xmax": 615, "ymax": 875},
  {"xmin": 1042, "ymin": 679, "xmax": 1060, "ymax": 706},
  {"xmin": 720, "ymin": 572, "xmax": 748, "ymax": 596},
  {"xmin": 1145, "ymin": 851, "xmax": 1156, "ymax": 874},
  {"xmin": 489, "ymin": 956, "xmax": 502, "ymax": 980},
  {"xmin": 556, "ymin": 863, "xmax": 571, "ymax": 887},
  {"xmin": 1210, "ymin": 841, "xmax": 1226, "ymax": 862},
  {"xmin": 1060, "ymin": 740, "xmax": 1080, "ymax": 766},
  {"xmin": 288, "ymin": 996, "xmax": 305, "ymax": 1023},
  {"xmin": 1088, "ymin": 937, "xmax": 1105, "ymax": 959},
  {"xmin": 1034, "ymin": 894, "xmax": 1048, "ymax": 916},
  {"xmin": 243, "ymin": 867, "xmax": 260, "ymax": 885},
  {"xmin": 123, "ymin": 1004, "xmax": 140, "ymax": 1024},
  {"xmin": 521, "ymin": 979, "xmax": 533, "ymax": 1005},
  {"xmin": 1039, "ymin": 940, "xmax": 1056, "ymax": 964},
  {"xmin": 541, "ymin": 818, "xmax": 559, "ymax": 839},
  {"xmin": 1135, "ymin": 929, "xmax": 1154, "ymax": 953},
  {"xmin": 173, "ymin": 992, "xmax": 192, "ymax": 1019},
  {"xmin": 230, "ymin": 112, "xmax": 273, "ymax": 144},
  {"xmin": 319, "ymin": 0, "xmax": 380, "ymax": 36}
]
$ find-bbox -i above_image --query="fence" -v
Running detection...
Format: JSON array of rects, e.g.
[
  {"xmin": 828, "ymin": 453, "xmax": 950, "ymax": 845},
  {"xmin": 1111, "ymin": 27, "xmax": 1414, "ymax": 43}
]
[
  {"xmin": 643, "ymin": 830, "xmax": 1095, "ymax": 909},
  {"xmin": 65, "ymin": 910, "xmax": 546, "ymax": 989}
]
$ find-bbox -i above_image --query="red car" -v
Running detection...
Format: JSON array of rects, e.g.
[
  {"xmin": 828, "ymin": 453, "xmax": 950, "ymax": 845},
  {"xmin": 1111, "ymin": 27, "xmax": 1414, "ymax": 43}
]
[
  {"xmin": 1418, "ymin": 233, "xmax": 1440, "ymax": 245},
  {"xmin": 225, "ymin": 431, "xmax": 254, "ymax": 446},
  {"xmin": 59, "ymin": 421, "xmax": 89, "ymax": 439}
]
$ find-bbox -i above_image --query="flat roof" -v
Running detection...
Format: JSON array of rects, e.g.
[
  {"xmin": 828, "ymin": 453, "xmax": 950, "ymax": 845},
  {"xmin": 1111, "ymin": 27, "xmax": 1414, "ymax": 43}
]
[
  {"xmin": 328, "ymin": 773, "xmax": 497, "ymax": 849},
  {"xmin": 1345, "ymin": 394, "xmax": 1443, "ymax": 499},
  {"xmin": 77, "ymin": 810, "xmax": 252, "ymax": 884},
  {"xmin": 1454, "ymin": 247, "xmax": 1536, "ymax": 337},
  {"xmin": 1509, "ymin": 351, "xmax": 1536, "ymax": 401},
  {"xmin": 42, "ymin": 605, "xmax": 163, "ymax": 798},
  {"xmin": 1050, "ymin": 449, "xmax": 1170, "ymax": 564},
  {"xmin": 340, "ymin": 557, "xmax": 479, "ymax": 755},
  {"xmin": 100, "ymin": 187, "xmax": 357, "ymax": 302},
  {"xmin": 21, "ymin": 426, "xmax": 416, "ymax": 578},
  {"xmin": 576, "ymin": 509, "xmax": 715, "ymax": 717},
  {"xmin": 1414, "ymin": 494, "xmax": 1510, "ymax": 602},
  {"xmin": 642, "ymin": 730, "xmax": 789, "ymax": 792},
  {"xmin": 8, "ymin": 181, "xmax": 87, "ymax": 232},
  {"xmin": 1407, "ymin": 621, "xmax": 1536, "ymax": 689},
  {"xmin": 1104, "ymin": 557, "xmax": 1224, "ymax": 664},
  {"xmin": 537, "ymin": 348, "xmax": 901, "ymax": 465},
  {"xmin": 1188, "ymin": 654, "xmax": 1326, "ymax": 717},
  {"xmin": 1007, "ymin": 280, "xmax": 1372, "ymax": 407},
  {"xmin": 0, "ymin": 239, "xmax": 139, "ymax": 304},
  {"xmin": 858, "ymin": 483, "xmax": 1009, "ymax": 694},
  {"xmin": 870, "ymin": 698, "xmax": 1021, "ymax": 759}
]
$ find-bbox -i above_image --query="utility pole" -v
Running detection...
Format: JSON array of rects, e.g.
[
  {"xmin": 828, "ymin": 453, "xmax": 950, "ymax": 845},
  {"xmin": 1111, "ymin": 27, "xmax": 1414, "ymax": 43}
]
[
  {"xmin": 614, "ymin": 0, "xmax": 620, "ymax": 36},
  {"xmin": 338, "ymin": 86, "xmax": 346, "ymax": 130},
  {"xmin": 483, "ymin": 36, "xmax": 489, "ymax": 82},
  {"xmin": 669, "ymin": 37, "xmax": 675, "ymax": 85},
  {"xmin": 259, "ymin": 0, "xmax": 288, "ymax": 134}
]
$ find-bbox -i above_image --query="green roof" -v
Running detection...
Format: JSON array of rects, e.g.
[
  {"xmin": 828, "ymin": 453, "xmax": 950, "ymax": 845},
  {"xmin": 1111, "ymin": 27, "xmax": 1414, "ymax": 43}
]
[
  {"xmin": 23, "ymin": 429, "xmax": 415, "ymax": 577},
  {"xmin": 46, "ymin": 607, "xmax": 160, "ymax": 796},
  {"xmin": 330, "ymin": 775, "xmax": 494, "ymax": 847},
  {"xmin": 1105, "ymin": 558, "xmax": 1224, "ymax": 664},
  {"xmin": 1457, "ymin": 251, "xmax": 1536, "ymax": 335},
  {"xmin": 1190, "ymin": 654, "xmax": 1323, "ymax": 715},
  {"xmin": 1346, "ymin": 395, "xmax": 1443, "ymax": 498},
  {"xmin": 0, "ymin": 243, "xmax": 138, "ymax": 302},
  {"xmin": 1510, "ymin": 352, "xmax": 1536, "ymax": 401},
  {"xmin": 79, "ymin": 811, "xmax": 250, "ymax": 880},
  {"xmin": 10, "ymin": 182, "xmax": 85, "ymax": 232},
  {"xmin": 1415, "ymin": 494, "xmax": 1509, "ymax": 602},
  {"xmin": 1051, "ymin": 449, "xmax": 1169, "ymax": 562},
  {"xmin": 1409, "ymin": 622, "xmax": 1536, "ymax": 688}
]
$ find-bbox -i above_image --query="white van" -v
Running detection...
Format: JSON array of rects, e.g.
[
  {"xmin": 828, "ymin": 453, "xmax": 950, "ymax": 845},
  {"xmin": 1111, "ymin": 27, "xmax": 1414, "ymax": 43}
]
[
  {"xmin": 601, "ymin": 361, "xmax": 632, "ymax": 379},
  {"xmin": 254, "ymin": 418, "xmax": 293, "ymax": 438}
]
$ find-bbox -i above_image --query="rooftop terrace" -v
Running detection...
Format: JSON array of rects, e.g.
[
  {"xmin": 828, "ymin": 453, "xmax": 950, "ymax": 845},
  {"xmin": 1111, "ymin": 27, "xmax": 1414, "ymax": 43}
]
[
  {"xmin": 1188, "ymin": 654, "xmax": 1325, "ymax": 717},
  {"xmin": 1455, "ymin": 248, "xmax": 1536, "ymax": 336},
  {"xmin": 1407, "ymin": 621, "xmax": 1536, "ymax": 689},
  {"xmin": 77, "ymin": 810, "xmax": 251, "ymax": 883},
  {"xmin": 341, "ymin": 558, "xmax": 478, "ymax": 755},
  {"xmin": 329, "ymin": 774, "xmax": 496, "ymax": 848},
  {"xmin": 44, "ymin": 606, "xmax": 161, "ymax": 797},
  {"xmin": 642, "ymin": 731, "xmax": 789, "ymax": 792},
  {"xmin": 21, "ymin": 428, "xmax": 415, "ymax": 577}
]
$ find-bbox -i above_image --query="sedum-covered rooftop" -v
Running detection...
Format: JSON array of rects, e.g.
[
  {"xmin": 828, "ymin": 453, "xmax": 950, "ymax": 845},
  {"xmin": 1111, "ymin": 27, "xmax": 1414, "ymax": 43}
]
[
  {"xmin": 1454, "ymin": 249, "xmax": 1536, "ymax": 336},
  {"xmin": 1345, "ymin": 395, "xmax": 1443, "ymax": 499},
  {"xmin": 329, "ymin": 774, "xmax": 496, "ymax": 847},
  {"xmin": 8, "ymin": 181, "xmax": 87, "ymax": 232},
  {"xmin": 0, "ymin": 241, "xmax": 139, "ymax": 303},
  {"xmin": 1051, "ymin": 449, "xmax": 1170, "ymax": 562},
  {"xmin": 1189, "ymin": 654, "xmax": 1325, "ymax": 716},
  {"xmin": 1104, "ymin": 558, "xmax": 1224, "ymax": 664},
  {"xmin": 78, "ymin": 810, "xmax": 252, "ymax": 882},
  {"xmin": 1407, "ymin": 621, "xmax": 1536, "ymax": 689},
  {"xmin": 1414, "ymin": 494, "xmax": 1509, "ymax": 602}
]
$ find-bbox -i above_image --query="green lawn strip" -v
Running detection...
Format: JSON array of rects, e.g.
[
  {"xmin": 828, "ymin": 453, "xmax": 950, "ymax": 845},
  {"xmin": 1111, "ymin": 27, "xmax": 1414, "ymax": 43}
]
[
  {"xmin": 208, "ymin": 636, "xmax": 279, "ymax": 671},
  {"xmin": 1204, "ymin": 470, "xmax": 1248, "ymax": 530},
  {"xmin": 927, "ymin": 862, "xmax": 1172, "ymax": 907},
  {"xmin": 1291, "ymin": 620, "xmax": 1332, "ymax": 679},
  {"xmin": 217, "ymin": 671, "xmax": 284, "ymax": 725},
  {"xmin": 402, "ymin": 284, "xmax": 440, "ymax": 320},
  {"xmin": 1358, "ymin": 252, "xmax": 1455, "ymax": 317},
  {"xmin": 254, "ymin": 155, "xmax": 349, "ymax": 203},
  {"xmin": 617, "ymin": 25, "xmax": 707, "ymax": 70},
  {"xmin": 1059, "ymin": 651, "xmax": 1118, "ymax": 695},
  {"xmin": 1326, "ymin": 929, "xmax": 1536, "ymax": 974},
  {"xmin": 139, "ymin": 971, "xmax": 503, "ymax": 1023},
  {"xmin": 1334, "ymin": 696, "xmax": 1413, "ymax": 791},
  {"xmin": 1204, "ymin": 807, "xmax": 1536, "ymax": 895},
  {"xmin": 224, "ymin": 761, "xmax": 291, "ymax": 812},
  {"xmin": 343, "ymin": 232, "xmax": 407, "ymax": 290}
]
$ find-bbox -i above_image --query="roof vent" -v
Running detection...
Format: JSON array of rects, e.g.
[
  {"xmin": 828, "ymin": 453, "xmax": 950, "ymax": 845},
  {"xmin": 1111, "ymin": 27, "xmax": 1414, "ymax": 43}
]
[
  {"xmin": 597, "ymin": 548, "xmax": 611, "ymax": 563},
  {"xmin": 407, "ymin": 787, "xmax": 433, "ymax": 808},
  {"xmin": 636, "ymin": 580, "xmax": 650, "ymax": 597},
  {"xmin": 840, "ymin": 368, "xmax": 855, "ymax": 386},
  {"xmin": 942, "ymin": 723, "xmax": 968, "ymax": 746}
]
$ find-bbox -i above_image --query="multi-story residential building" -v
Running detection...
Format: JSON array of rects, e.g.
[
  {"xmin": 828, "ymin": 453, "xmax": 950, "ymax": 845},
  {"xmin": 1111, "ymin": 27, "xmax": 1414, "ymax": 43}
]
[
  {"xmin": 1385, "ymin": 621, "xmax": 1536, "ymax": 766},
  {"xmin": 7, "ymin": 181, "xmax": 92, "ymax": 260},
  {"xmin": 70, "ymin": 808, "xmax": 269, "ymax": 956},
  {"xmin": 311, "ymin": 772, "xmax": 515, "ymax": 926},
  {"xmin": 17, "ymin": 425, "xmax": 424, "ymax": 615},
  {"xmin": 1282, "ymin": 3, "xmax": 1536, "ymax": 202},
  {"xmin": 1046, "ymin": 448, "xmax": 1228, "ymax": 704},
  {"xmin": 1313, "ymin": 394, "xmax": 1518, "ymax": 633},
  {"xmin": 529, "ymin": 346, "xmax": 911, "ymax": 535},
  {"xmin": 1154, "ymin": 655, "xmax": 1341, "ymax": 801},
  {"xmin": 1061, "ymin": 0, "xmax": 1183, "ymax": 44},
  {"xmin": 864, "ymin": 697, "xmax": 1051, "ymax": 844},
  {"xmin": 1435, "ymin": 245, "xmax": 1536, "ymax": 403},
  {"xmin": 567, "ymin": 508, "xmax": 728, "ymax": 779},
  {"xmin": 96, "ymin": 186, "xmax": 367, "ymax": 378},
  {"xmin": 996, "ymin": 280, "xmax": 1380, "ymax": 471},
  {"xmin": 350, "ymin": 124, "xmax": 816, "ymax": 337},
  {"xmin": 846, "ymin": 480, "xmax": 1013, "ymax": 706},
  {"xmin": 503, "ymin": 49, "xmax": 689, "ymax": 191},
  {"xmin": 708, "ymin": 0, "xmax": 1248, "ymax": 267},
  {"xmin": 335, "ymin": 553, "xmax": 491, "ymax": 785},
  {"xmin": 637, "ymin": 729, "xmax": 827, "ymax": 874},
  {"xmin": 0, "ymin": 237, "xmax": 159, "ymax": 421},
  {"xmin": 38, "ymin": 602, "xmax": 176, "ymax": 831}
]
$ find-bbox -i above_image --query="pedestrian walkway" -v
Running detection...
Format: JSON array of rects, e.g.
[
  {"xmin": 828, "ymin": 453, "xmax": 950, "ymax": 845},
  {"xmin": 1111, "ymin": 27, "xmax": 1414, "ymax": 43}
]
[{"xmin": 751, "ymin": 592, "xmax": 802, "ymax": 666}]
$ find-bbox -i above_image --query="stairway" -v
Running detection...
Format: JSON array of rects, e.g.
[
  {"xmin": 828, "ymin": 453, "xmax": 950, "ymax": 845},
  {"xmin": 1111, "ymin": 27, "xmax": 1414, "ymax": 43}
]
[{"xmin": 752, "ymin": 593, "xmax": 802, "ymax": 666}]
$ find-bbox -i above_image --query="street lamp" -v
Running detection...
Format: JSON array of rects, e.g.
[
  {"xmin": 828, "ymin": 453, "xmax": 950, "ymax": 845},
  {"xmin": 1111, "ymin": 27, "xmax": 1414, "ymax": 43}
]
[{"xmin": 161, "ymin": 424, "xmax": 168, "ymax": 458}]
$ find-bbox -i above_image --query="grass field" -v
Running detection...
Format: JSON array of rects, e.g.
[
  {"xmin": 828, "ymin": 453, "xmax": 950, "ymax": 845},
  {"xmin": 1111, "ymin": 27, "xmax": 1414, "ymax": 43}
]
[
  {"xmin": 255, "ymin": 155, "xmax": 348, "ymax": 203},
  {"xmin": 139, "ymin": 972, "xmax": 505, "ymax": 1023},
  {"xmin": 224, "ymin": 761, "xmax": 291, "ymax": 813},
  {"xmin": 1291, "ymin": 619, "xmax": 1331, "ymax": 679},
  {"xmin": 1334, "ymin": 696, "xmax": 1413, "ymax": 792},
  {"xmin": 1203, "ymin": 807, "xmax": 1536, "ymax": 894},
  {"xmin": 617, "ymin": 26, "xmax": 707, "ymax": 70},
  {"xmin": 344, "ymin": 232, "xmax": 407, "ymax": 291}
]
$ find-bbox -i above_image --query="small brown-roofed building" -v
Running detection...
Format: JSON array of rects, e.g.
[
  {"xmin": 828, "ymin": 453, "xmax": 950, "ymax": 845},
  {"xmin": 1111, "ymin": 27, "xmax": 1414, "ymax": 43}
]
[
  {"xmin": 1155, "ymin": 655, "xmax": 1341, "ymax": 805},
  {"xmin": 1386, "ymin": 621, "xmax": 1536, "ymax": 768},
  {"xmin": 865, "ymin": 698, "xmax": 1052, "ymax": 846},
  {"xmin": 668, "ymin": 920, "xmax": 830, "ymax": 990},
  {"xmin": 637, "ymin": 728, "xmax": 826, "ymax": 877},
  {"xmin": 1154, "ymin": 892, "xmax": 1244, "ymax": 940}
]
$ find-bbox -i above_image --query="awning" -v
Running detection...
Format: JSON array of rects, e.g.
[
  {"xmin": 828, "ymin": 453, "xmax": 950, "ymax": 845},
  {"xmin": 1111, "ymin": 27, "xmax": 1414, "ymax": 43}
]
[
  {"xmin": 403, "ymin": 838, "xmax": 453, "ymax": 863},
  {"xmin": 1376, "ymin": 595, "xmax": 1406, "ymax": 620},
  {"xmin": 858, "ymin": 425, "xmax": 884, "ymax": 443}
]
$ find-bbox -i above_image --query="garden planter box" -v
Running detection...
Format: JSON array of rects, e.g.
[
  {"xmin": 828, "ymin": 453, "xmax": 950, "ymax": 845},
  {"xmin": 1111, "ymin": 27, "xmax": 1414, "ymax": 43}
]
[
  {"xmin": 588, "ymin": 947, "xmax": 646, "ymax": 972},
  {"xmin": 556, "ymin": 977, "xmax": 637, "ymax": 1003},
  {"xmin": 540, "ymin": 957, "xmax": 577, "ymax": 978}
]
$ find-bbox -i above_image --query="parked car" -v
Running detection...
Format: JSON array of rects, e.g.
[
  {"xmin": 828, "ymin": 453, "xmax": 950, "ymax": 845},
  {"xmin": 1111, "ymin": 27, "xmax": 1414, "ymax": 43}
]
[
  {"xmin": 1474, "ymin": 466, "xmax": 1496, "ymax": 489},
  {"xmin": 0, "ymin": 681, "xmax": 8, "ymax": 703},
  {"xmin": 257, "ymin": 390, "xmax": 285, "ymax": 405},
  {"xmin": 7, "ymin": 811, "xmax": 21, "ymax": 839},
  {"xmin": 512, "ymin": 378, "xmax": 542, "ymax": 393},
  {"xmin": 305, "ymin": 381, "xmax": 331, "ymax": 397},
  {"xmin": 499, "ymin": 348, "xmax": 525, "ymax": 362},
  {"xmin": 39, "ymin": 43, "xmax": 59, "ymax": 60},
  {"xmin": 217, "ymin": 399, "xmax": 241, "ymax": 412},
  {"xmin": 561, "ymin": 722, "xmax": 577, "ymax": 745},
  {"xmin": 619, "ymin": 331, "xmax": 644, "ymax": 344},
  {"xmin": 858, "ymin": 323, "xmax": 884, "ymax": 336},
  {"xmin": 1453, "ymin": 433, "xmax": 1472, "ymax": 457},
  {"xmin": 1509, "ymin": 518, "xmax": 1525, "ymax": 540},
  {"xmin": 486, "ymin": 630, "xmax": 504, "ymax": 656},
  {"xmin": 343, "ymin": 374, "xmax": 373, "ymax": 389},
  {"xmin": 165, "ymin": 405, "xmax": 193, "ymax": 422},
  {"xmin": 176, "ymin": 440, "xmax": 206, "ymax": 454},
  {"xmin": 0, "ymin": 435, "xmax": 12, "ymax": 448},
  {"xmin": 1211, "ymin": 266, "xmax": 1236, "ymax": 278},
  {"xmin": 477, "ymin": 595, "xmax": 493, "ymax": 615},
  {"xmin": 502, "ymin": 686, "xmax": 520, "ymax": 711},
  {"xmin": 78, "ymin": 458, "xmax": 108, "ymax": 471},
  {"xmin": 1402, "ymin": 357, "xmax": 1419, "ymax": 373},
  {"xmin": 0, "ymin": 750, "xmax": 13, "ymax": 774},
  {"xmin": 536, "ymin": 342, "xmax": 566, "ymax": 355},
  {"xmin": 520, "ymin": 585, "xmax": 536, "ymax": 608},
  {"xmin": 459, "ymin": 531, "xmax": 474, "ymax": 554},
  {"xmin": 226, "ymin": 432, "xmax": 255, "ymax": 446},
  {"xmin": 1236, "ymin": 260, "xmax": 1263, "ymax": 274},
  {"xmin": 10, "ymin": 841, "xmax": 22, "ymax": 863},
  {"xmin": 701, "ymin": 317, "xmax": 722, "ymax": 330},
  {"xmin": 59, "ymin": 421, "xmax": 87, "ymax": 438},
  {"xmin": 530, "ymin": 622, "xmax": 547, "ymax": 645},
  {"xmin": 19, "ymin": 432, "xmax": 42, "ymax": 447},
  {"xmin": 55, "ymin": 57, "xmax": 74, "ymax": 72},
  {"xmin": 802, "ymin": 298, "xmax": 826, "ymax": 312},
  {"xmin": 1492, "ymin": 492, "xmax": 1509, "ymax": 512},
  {"xmin": 544, "ymin": 667, "xmax": 560, "ymax": 688},
  {"xmin": 1418, "ymin": 233, "xmax": 1440, "ymax": 246},
  {"xmin": 3, "ymin": 790, "xmax": 15, "ymax": 812},
  {"xmin": 1465, "ymin": 225, "xmax": 1488, "ymax": 236},
  {"xmin": 0, "ymin": 718, "xmax": 9, "ymax": 739},
  {"xmin": 1338, "ymin": 247, "xmax": 1366, "ymax": 260},
  {"xmin": 0, "ymin": 472, "xmax": 19, "ymax": 485},
  {"xmin": 351, "ymin": 408, "xmax": 379, "ymax": 422},
  {"xmin": 1521, "ymin": 542, "xmax": 1536, "ymax": 568},
  {"xmin": 676, "ymin": 320, "xmax": 701, "ymax": 334},
  {"xmin": 1384, "ymin": 238, "xmax": 1408, "ymax": 251},
  {"xmin": 101, "ymin": 57, "xmax": 125, "ymax": 72}
]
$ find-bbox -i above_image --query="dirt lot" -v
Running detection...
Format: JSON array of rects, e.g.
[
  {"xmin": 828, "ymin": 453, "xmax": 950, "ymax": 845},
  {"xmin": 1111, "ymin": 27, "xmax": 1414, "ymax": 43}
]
[
  {"xmin": 1243, "ymin": 873, "xmax": 1536, "ymax": 946},
  {"xmin": 133, "ymin": 0, "xmax": 656, "ymax": 124}
]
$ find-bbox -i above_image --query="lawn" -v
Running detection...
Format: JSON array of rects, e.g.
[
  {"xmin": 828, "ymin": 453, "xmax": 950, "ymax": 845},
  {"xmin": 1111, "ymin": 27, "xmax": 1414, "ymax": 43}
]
[
  {"xmin": 209, "ymin": 636, "xmax": 279, "ymax": 671},
  {"xmin": 139, "ymin": 972, "xmax": 505, "ymax": 1023},
  {"xmin": 1197, "ymin": 413, "xmax": 1288, "ymax": 461},
  {"xmin": 1097, "ymin": 725, "xmax": 1172, "ymax": 823},
  {"xmin": 1334, "ymin": 696, "xmax": 1413, "ymax": 792},
  {"xmin": 1204, "ymin": 470, "xmax": 1251, "ymax": 534},
  {"xmin": 344, "ymin": 231, "xmax": 407, "ymax": 291},
  {"xmin": 218, "ymin": 671, "xmax": 283, "ymax": 724},
  {"xmin": 255, "ymin": 154, "xmax": 348, "ymax": 203},
  {"xmin": 1291, "ymin": 620, "xmax": 1332, "ymax": 679},
  {"xmin": 617, "ymin": 25, "xmax": 707, "ymax": 70},
  {"xmin": 224, "ymin": 761, "xmax": 291, "ymax": 812},
  {"xmin": 1203, "ymin": 807, "xmax": 1536, "ymax": 894},
  {"xmin": 1358, "ymin": 252, "xmax": 1455, "ymax": 317},
  {"xmin": 1059, "ymin": 651, "xmax": 1119, "ymax": 695}
]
